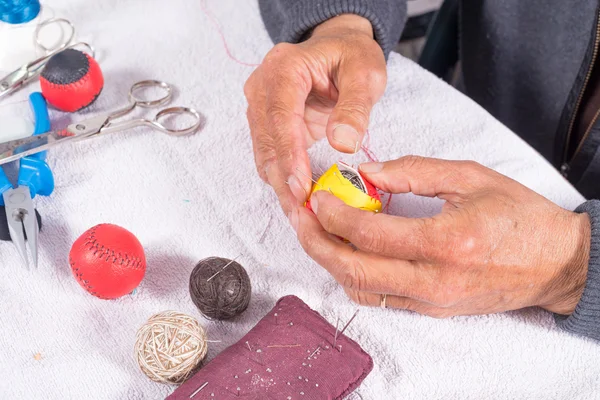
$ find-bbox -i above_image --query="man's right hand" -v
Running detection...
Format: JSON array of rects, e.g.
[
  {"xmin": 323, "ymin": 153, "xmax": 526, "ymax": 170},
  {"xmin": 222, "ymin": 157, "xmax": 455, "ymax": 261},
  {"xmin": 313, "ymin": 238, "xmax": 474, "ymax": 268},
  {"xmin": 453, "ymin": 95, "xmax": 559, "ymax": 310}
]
[{"xmin": 244, "ymin": 14, "xmax": 387, "ymax": 214}]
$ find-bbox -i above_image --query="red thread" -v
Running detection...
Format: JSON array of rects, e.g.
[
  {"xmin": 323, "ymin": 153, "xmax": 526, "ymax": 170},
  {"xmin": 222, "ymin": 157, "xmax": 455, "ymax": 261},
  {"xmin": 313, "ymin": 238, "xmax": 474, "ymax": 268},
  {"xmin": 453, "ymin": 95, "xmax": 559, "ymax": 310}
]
[
  {"xmin": 361, "ymin": 130, "xmax": 392, "ymax": 212},
  {"xmin": 201, "ymin": 2, "xmax": 393, "ymax": 212},
  {"xmin": 199, "ymin": 0, "xmax": 260, "ymax": 68},
  {"xmin": 0, "ymin": 98, "xmax": 29, "ymax": 109}
]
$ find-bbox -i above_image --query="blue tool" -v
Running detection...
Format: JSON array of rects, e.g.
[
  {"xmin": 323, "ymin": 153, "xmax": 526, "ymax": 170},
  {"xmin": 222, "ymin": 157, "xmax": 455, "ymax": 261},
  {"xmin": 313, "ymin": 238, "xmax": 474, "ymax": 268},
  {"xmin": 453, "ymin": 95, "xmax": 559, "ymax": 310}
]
[{"xmin": 0, "ymin": 92, "xmax": 53, "ymax": 268}]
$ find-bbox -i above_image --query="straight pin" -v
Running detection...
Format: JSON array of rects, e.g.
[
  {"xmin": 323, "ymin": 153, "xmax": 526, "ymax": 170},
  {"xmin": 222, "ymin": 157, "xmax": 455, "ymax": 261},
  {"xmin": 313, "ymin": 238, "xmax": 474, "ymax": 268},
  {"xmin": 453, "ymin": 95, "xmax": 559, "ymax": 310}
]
[
  {"xmin": 207, "ymin": 254, "xmax": 242, "ymax": 282},
  {"xmin": 333, "ymin": 172, "xmax": 345, "ymax": 184},
  {"xmin": 246, "ymin": 341, "xmax": 252, "ymax": 352},
  {"xmin": 295, "ymin": 167, "xmax": 323, "ymax": 188},
  {"xmin": 295, "ymin": 167, "xmax": 338, "ymax": 196},
  {"xmin": 335, "ymin": 309, "xmax": 359, "ymax": 349},
  {"xmin": 308, "ymin": 346, "xmax": 320, "ymax": 359},
  {"xmin": 338, "ymin": 309, "xmax": 359, "ymax": 338},
  {"xmin": 189, "ymin": 382, "xmax": 208, "ymax": 398}
]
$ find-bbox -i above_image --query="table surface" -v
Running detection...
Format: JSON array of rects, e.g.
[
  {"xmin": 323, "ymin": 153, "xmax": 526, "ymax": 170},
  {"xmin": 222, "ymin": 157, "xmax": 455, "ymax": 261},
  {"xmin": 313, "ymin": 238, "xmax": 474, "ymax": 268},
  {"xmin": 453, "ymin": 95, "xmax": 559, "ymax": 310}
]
[{"xmin": 0, "ymin": 1, "xmax": 598, "ymax": 399}]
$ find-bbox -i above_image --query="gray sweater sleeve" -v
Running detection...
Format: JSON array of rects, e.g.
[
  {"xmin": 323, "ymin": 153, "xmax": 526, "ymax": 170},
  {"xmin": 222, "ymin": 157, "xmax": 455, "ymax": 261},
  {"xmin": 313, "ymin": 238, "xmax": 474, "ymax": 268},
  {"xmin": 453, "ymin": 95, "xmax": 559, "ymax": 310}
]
[
  {"xmin": 258, "ymin": 0, "xmax": 407, "ymax": 59},
  {"xmin": 555, "ymin": 200, "xmax": 600, "ymax": 340}
]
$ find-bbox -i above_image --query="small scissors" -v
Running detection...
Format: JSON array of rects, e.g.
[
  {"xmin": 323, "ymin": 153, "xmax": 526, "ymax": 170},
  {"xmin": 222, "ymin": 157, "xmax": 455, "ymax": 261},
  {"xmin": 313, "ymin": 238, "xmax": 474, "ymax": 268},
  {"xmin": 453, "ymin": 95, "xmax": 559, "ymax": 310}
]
[
  {"xmin": 0, "ymin": 18, "xmax": 94, "ymax": 100},
  {"xmin": 0, "ymin": 80, "xmax": 202, "ymax": 165},
  {"xmin": 1, "ymin": 92, "xmax": 54, "ymax": 268}
]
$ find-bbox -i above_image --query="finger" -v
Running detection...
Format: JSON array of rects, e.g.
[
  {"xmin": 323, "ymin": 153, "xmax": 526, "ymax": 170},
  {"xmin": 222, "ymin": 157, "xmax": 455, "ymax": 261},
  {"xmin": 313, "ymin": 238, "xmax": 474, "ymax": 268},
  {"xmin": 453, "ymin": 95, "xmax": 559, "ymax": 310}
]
[
  {"xmin": 264, "ymin": 47, "xmax": 313, "ymax": 204},
  {"xmin": 293, "ymin": 206, "xmax": 437, "ymax": 300},
  {"xmin": 245, "ymin": 75, "xmax": 297, "ymax": 214},
  {"xmin": 343, "ymin": 288, "xmax": 457, "ymax": 318},
  {"xmin": 245, "ymin": 69, "xmax": 278, "ymax": 185},
  {"xmin": 358, "ymin": 156, "xmax": 492, "ymax": 202},
  {"xmin": 310, "ymin": 190, "xmax": 443, "ymax": 261},
  {"xmin": 246, "ymin": 104, "xmax": 275, "ymax": 183},
  {"xmin": 246, "ymin": 68, "xmax": 309, "ymax": 215},
  {"xmin": 326, "ymin": 59, "xmax": 386, "ymax": 154},
  {"xmin": 265, "ymin": 159, "xmax": 297, "ymax": 214}
]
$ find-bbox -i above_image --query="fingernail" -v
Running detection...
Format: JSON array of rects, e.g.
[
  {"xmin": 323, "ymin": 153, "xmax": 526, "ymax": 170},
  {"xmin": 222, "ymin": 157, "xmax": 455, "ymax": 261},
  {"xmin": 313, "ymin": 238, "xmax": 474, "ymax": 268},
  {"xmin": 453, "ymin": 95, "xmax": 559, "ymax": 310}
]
[
  {"xmin": 287, "ymin": 174, "xmax": 307, "ymax": 202},
  {"xmin": 264, "ymin": 161, "xmax": 273, "ymax": 176},
  {"xmin": 288, "ymin": 209, "xmax": 299, "ymax": 232},
  {"xmin": 261, "ymin": 162, "xmax": 273, "ymax": 183},
  {"xmin": 311, "ymin": 192, "xmax": 319, "ymax": 214},
  {"xmin": 333, "ymin": 125, "xmax": 360, "ymax": 153},
  {"xmin": 263, "ymin": 161, "xmax": 276, "ymax": 184},
  {"xmin": 359, "ymin": 162, "xmax": 384, "ymax": 173}
]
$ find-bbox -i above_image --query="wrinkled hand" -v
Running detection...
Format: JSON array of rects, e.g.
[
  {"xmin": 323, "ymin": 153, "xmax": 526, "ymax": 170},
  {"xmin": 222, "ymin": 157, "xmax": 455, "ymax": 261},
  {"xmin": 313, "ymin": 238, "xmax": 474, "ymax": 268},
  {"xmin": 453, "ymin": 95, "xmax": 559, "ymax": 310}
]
[
  {"xmin": 244, "ymin": 14, "xmax": 387, "ymax": 213},
  {"xmin": 290, "ymin": 156, "xmax": 591, "ymax": 317}
]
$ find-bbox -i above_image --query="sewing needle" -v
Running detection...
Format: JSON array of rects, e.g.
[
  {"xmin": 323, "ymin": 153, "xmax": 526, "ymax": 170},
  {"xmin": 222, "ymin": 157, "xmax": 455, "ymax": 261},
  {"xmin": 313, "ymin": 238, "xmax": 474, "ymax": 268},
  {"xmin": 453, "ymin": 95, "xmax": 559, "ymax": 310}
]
[
  {"xmin": 206, "ymin": 254, "xmax": 242, "ymax": 282},
  {"xmin": 189, "ymin": 382, "xmax": 208, "ymax": 398}
]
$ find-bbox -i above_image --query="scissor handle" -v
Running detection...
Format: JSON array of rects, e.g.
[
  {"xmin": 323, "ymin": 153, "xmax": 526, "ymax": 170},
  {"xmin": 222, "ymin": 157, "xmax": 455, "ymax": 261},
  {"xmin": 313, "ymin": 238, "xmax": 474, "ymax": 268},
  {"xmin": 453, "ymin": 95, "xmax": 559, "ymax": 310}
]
[
  {"xmin": 34, "ymin": 18, "xmax": 75, "ymax": 54},
  {"xmin": 129, "ymin": 80, "xmax": 173, "ymax": 107},
  {"xmin": 149, "ymin": 107, "xmax": 202, "ymax": 136},
  {"xmin": 25, "ymin": 19, "xmax": 95, "ymax": 77}
]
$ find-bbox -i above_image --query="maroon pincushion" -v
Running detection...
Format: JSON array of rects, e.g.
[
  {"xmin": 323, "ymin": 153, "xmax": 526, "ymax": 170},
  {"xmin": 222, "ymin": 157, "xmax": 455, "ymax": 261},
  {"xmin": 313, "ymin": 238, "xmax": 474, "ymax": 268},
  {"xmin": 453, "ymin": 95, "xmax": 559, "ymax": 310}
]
[{"xmin": 168, "ymin": 296, "xmax": 373, "ymax": 399}]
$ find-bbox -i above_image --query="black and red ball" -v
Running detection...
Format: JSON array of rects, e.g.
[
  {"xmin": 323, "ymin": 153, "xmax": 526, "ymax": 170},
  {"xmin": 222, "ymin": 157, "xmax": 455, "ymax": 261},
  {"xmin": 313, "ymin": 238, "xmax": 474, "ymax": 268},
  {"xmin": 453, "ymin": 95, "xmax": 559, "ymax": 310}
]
[{"xmin": 40, "ymin": 48, "xmax": 104, "ymax": 112}]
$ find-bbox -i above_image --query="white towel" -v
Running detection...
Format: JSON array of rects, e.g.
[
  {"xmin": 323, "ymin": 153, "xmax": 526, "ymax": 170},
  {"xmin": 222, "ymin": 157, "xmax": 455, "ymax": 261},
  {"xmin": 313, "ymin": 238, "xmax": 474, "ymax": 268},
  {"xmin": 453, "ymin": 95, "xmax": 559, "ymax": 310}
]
[{"xmin": 1, "ymin": 1, "xmax": 598, "ymax": 399}]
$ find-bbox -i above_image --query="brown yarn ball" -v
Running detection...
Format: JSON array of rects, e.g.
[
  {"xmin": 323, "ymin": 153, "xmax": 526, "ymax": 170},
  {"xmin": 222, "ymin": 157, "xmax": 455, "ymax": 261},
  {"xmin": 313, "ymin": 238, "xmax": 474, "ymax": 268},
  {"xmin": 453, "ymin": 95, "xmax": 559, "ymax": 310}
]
[
  {"xmin": 134, "ymin": 311, "xmax": 208, "ymax": 384},
  {"xmin": 189, "ymin": 257, "xmax": 251, "ymax": 320}
]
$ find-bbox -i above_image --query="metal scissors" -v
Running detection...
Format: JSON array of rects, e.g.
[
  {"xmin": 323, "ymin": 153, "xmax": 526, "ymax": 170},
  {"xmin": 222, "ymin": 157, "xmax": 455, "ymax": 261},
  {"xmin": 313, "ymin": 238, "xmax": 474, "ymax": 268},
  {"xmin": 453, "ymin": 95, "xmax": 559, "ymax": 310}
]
[
  {"xmin": 0, "ymin": 80, "xmax": 202, "ymax": 165},
  {"xmin": 1, "ymin": 92, "xmax": 54, "ymax": 268},
  {"xmin": 0, "ymin": 18, "xmax": 94, "ymax": 100}
]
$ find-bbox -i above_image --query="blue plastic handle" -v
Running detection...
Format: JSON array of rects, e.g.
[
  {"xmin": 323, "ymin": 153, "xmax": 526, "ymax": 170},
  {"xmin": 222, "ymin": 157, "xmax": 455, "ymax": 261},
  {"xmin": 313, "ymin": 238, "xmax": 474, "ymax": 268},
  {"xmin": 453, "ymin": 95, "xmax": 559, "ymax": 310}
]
[
  {"xmin": 0, "ymin": 169, "xmax": 11, "ymax": 197},
  {"xmin": 29, "ymin": 92, "xmax": 51, "ymax": 149},
  {"xmin": 17, "ymin": 92, "xmax": 54, "ymax": 199}
]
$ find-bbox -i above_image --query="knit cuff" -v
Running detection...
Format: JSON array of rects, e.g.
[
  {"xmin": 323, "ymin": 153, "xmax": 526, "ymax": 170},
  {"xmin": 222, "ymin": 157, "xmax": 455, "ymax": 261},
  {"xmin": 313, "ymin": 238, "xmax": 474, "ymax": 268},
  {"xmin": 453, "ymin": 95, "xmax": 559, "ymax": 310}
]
[
  {"xmin": 554, "ymin": 200, "xmax": 600, "ymax": 340},
  {"xmin": 259, "ymin": 0, "xmax": 407, "ymax": 59}
]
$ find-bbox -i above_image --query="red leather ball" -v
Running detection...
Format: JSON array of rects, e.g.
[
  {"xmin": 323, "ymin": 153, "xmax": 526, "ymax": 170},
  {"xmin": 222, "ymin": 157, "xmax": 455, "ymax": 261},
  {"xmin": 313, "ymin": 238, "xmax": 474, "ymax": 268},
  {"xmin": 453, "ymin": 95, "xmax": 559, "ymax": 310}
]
[
  {"xmin": 40, "ymin": 48, "xmax": 104, "ymax": 112},
  {"xmin": 69, "ymin": 224, "xmax": 146, "ymax": 299}
]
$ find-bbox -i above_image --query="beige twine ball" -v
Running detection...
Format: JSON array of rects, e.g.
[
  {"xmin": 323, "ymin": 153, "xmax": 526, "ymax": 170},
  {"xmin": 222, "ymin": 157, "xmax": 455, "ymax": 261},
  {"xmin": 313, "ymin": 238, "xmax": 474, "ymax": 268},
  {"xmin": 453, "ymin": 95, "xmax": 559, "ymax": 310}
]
[{"xmin": 135, "ymin": 310, "xmax": 208, "ymax": 384}]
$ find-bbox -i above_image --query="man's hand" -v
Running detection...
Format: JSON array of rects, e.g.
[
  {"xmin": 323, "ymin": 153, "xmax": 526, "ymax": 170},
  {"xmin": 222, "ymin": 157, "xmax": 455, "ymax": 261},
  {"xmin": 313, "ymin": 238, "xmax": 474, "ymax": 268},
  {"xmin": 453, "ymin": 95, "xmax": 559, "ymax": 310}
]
[
  {"xmin": 289, "ymin": 156, "xmax": 591, "ymax": 317},
  {"xmin": 244, "ymin": 14, "xmax": 387, "ymax": 213}
]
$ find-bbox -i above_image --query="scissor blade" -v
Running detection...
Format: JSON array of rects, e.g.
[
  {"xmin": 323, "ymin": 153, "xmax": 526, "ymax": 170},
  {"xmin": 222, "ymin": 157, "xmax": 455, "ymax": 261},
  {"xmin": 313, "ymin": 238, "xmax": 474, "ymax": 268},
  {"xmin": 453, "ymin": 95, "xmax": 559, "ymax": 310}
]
[
  {"xmin": 0, "ymin": 115, "xmax": 109, "ymax": 165},
  {"xmin": 3, "ymin": 187, "xmax": 38, "ymax": 269},
  {"xmin": 0, "ymin": 132, "xmax": 53, "ymax": 165},
  {"xmin": 2, "ymin": 189, "xmax": 31, "ymax": 269},
  {"xmin": 22, "ymin": 200, "xmax": 39, "ymax": 269},
  {"xmin": 0, "ymin": 66, "xmax": 30, "ymax": 100}
]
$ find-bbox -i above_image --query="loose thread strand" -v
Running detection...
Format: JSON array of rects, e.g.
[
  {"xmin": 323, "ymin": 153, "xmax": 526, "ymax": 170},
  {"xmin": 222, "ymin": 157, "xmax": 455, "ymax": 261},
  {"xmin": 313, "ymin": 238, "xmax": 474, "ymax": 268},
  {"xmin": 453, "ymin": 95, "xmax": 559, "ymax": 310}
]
[
  {"xmin": 199, "ymin": 0, "xmax": 261, "ymax": 67},
  {"xmin": 361, "ymin": 130, "xmax": 393, "ymax": 212}
]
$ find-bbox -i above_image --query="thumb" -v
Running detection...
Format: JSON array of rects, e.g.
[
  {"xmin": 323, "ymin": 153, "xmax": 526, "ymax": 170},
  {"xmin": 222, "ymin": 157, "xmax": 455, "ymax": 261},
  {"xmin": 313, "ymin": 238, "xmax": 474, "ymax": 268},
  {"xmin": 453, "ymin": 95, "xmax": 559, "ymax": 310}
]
[
  {"xmin": 326, "ymin": 61, "xmax": 386, "ymax": 153},
  {"xmin": 358, "ymin": 156, "xmax": 489, "ymax": 200}
]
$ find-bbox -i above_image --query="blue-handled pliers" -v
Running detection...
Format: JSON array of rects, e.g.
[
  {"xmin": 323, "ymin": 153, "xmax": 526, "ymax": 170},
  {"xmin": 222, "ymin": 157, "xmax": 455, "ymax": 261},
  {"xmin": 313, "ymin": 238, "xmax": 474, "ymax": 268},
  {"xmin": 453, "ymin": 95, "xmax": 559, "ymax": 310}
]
[{"xmin": 0, "ymin": 92, "xmax": 54, "ymax": 268}]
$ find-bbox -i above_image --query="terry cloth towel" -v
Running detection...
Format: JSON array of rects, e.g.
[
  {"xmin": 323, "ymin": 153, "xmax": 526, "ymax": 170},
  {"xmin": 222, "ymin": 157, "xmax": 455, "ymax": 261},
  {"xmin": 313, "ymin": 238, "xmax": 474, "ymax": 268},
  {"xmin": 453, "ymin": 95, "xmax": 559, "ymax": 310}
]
[{"xmin": 0, "ymin": 0, "xmax": 599, "ymax": 399}]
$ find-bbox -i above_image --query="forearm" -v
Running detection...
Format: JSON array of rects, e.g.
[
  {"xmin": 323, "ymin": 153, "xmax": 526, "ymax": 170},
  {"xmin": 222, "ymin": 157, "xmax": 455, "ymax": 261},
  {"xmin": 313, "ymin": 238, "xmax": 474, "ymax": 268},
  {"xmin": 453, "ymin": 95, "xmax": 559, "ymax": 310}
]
[
  {"xmin": 555, "ymin": 200, "xmax": 600, "ymax": 340},
  {"xmin": 258, "ymin": 0, "xmax": 407, "ymax": 59}
]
